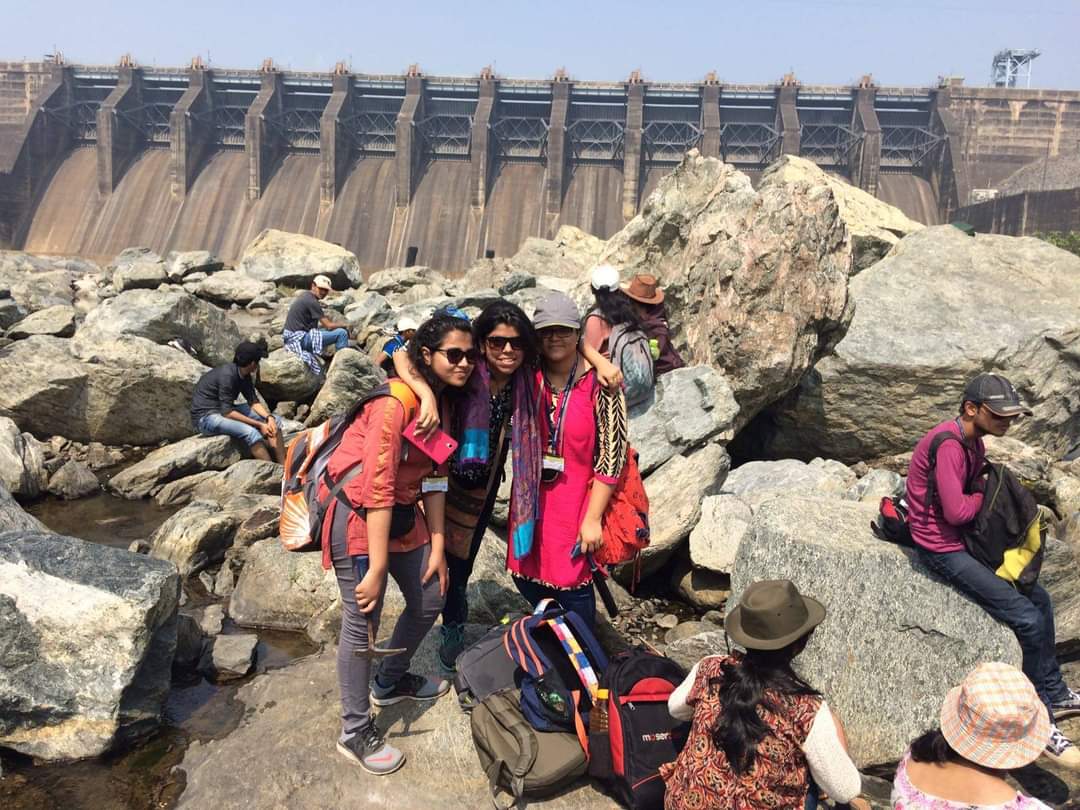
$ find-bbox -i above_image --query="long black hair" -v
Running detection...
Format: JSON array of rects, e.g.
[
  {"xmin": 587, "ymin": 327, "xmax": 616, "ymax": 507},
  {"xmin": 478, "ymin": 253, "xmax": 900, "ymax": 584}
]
[
  {"xmin": 591, "ymin": 287, "xmax": 642, "ymax": 330},
  {"xmin": 909, "ymin": 728, "xmax": 964, "ymax": 765},
  {"xmin": 710, "ymin": 636, "xmax": 821, "ymax": 774},
  {"xmin": 406, "ymin": 314, "xmax": 473, "ymax": 389},
  {"xmin": 473, "ymin": 300, "xmax": 540, "ymax": 369}
]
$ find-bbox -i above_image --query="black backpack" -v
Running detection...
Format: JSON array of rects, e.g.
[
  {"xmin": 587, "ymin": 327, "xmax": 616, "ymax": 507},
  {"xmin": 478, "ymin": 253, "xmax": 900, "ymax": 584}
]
[
  {"xmin": 454, "ymin": 622, "xmax": 519, "ymax": 711},
  {"xmin": 587, "ymin": 649, "xmax": 690, "ymax": 810}
]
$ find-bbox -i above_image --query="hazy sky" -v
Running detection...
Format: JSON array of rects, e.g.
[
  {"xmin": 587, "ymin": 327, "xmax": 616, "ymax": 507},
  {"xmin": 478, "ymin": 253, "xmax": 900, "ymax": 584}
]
[{"xmin": 4, "ymin": 0, "xmax": 1077, "ymax": 89}]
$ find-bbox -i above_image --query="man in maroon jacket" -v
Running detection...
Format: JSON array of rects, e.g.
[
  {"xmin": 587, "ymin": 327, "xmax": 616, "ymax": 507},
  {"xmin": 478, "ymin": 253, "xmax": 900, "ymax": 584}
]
[{"xmin": 907, "ymin": 373, "xmax": 1080, "ymax": 768}]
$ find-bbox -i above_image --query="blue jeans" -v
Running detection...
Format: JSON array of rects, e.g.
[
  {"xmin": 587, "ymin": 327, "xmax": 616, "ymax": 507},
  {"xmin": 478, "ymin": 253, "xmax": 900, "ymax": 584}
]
[
  {"xmin": 197, "ymin": 404, "xmax": 282, "ymax": 447},
  {"xmin": 511, "ymin": 575, "xmax": 596, "ymax": 631},
  {"xmin": 919, "ymin": 547, "xmax": 1068, "ymax": 717},
  {"xmin": 302, "ymin": 328, "xmax": 349, "ymax": 353}
]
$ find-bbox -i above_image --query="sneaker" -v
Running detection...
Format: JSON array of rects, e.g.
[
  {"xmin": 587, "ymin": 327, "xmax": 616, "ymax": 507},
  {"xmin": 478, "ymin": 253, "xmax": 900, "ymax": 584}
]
[
  {"xmin": 1044, "ymin": 725, "xmax": 1080, "ymax": 769},
  {"xmin": 438, "ymin": 623, "xmax": 466, "ymax": 674},
  {"xmin": 1052, "ymin": 688, "xmax": 1080, "ymax": 719},
  {"xmin": 370, "ymin": 671, "xmax": 450, "ymax": 707},
  {"xmin": 336, "ymin": 721, "xmax": 405, "ymax": 775}
]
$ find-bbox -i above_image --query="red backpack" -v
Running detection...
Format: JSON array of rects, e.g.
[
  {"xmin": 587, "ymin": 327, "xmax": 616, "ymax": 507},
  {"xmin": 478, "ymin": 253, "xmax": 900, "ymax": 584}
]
[{"xmin": 591, "ymin": 448, "xmax": 651, "ymax": 574}]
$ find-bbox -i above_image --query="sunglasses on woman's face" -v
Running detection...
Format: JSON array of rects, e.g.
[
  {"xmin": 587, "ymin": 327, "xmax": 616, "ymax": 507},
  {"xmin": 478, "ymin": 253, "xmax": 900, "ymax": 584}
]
[
  {"xmin": 485, "ymin": 335, "xmax": 525, "ymax": 353},
  {"xmin": 434, "ymin": 347, "xmax": 480, "ymax": 366}
]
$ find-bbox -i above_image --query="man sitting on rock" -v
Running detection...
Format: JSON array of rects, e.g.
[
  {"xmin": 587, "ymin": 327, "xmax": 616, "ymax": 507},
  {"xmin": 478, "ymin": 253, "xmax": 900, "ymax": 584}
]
[
  {"xmin": 191, "ymin": 340, "xmax": 284, "ymax": 463},
  {"xmin": 906, "ymin": 373, "xmax": 1080, "ymax": 768},
  {"xmin": 282, "ymin": 274, "xmax": 352, "ymax": 375}
]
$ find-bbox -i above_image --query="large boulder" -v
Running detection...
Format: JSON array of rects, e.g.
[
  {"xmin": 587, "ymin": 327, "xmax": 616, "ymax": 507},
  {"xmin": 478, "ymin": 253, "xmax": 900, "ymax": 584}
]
[
  {"xmin": 305, "ymin": 348, "xmax": 383, "ymax": 425},
  {"xmin": 0, "ymin": 335, "xmax": 206, "ymax": 445},
  {"xmin": 78, "ymin": 287, "xmax": 242, "ymax": 366},
  {"xmin": 634, "ymin": 442, "xmax": 729, "ymax": 577},
  {"xmin": 0, "ymin": 250, "xmax": 90, "ymax": 311},
  {"xmin": 195, "ymin": 270, "xmax": 276, "ymax": 307},
  {"xmin": 0, "ymin": 531, "xmax": 180, "ymax": 760},
  {"xmin": 46, "ymin": 460, "xmax": 100, "ymax": 500},
  {"xmin": 108, "ymin": 434, "xmax": 244, "ymax": 499},
  {"xmin": 628, "ymin": 366, "xmax": 739, "ymax": 474},
  {"xmin": 764, "ymin": 156, "xmax": 923, "ymax": 272},
  {"xmin": 728, "ymin": 496, "xmax": 1020, "ymax": 767},
  {"xmin": 239, "ymin": 229, "xmax": 362, "ymax": 289},
  {"xmin": 164, "ymin": 250, "xmax": 222, "ymax": 282},
  {"xmin": 0, "ymin": 483, "xmax": 47, "ymax": 532},
  {"xmin": 109, "ymin": 247, "xmax": 165, "ymax": 288},
  {"xmin": 761, "ymin": 227, "xmax": 1080, "ymax": 463},
  {"xmin": 6, "ymin": 304, "xmax": 77, "ymax": 339},
  {"xmin": 599, "ymin": 150, "xmax": 854, "ymax": 428},
  {"xmin": 365, "ymin": 266, "xmax": 449, "ymax": 303},
  {"xmin": 148, "ymin": 498, "xmax": 248, "ymax": 577},
  {"xmin": 257, "ymin": 348, "xmax": 323, "ymax": 403},
  {"xmin": 0, "ymin": 415, "xmax": 48, "ymax": 499},
  {"xmin": 186, "ymin": 461, "xmax": 282, "ymax": 503}
]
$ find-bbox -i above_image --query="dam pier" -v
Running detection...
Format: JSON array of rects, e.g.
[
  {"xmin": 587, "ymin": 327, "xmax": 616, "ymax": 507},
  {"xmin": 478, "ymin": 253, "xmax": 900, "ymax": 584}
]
[{"xmin": 2, "ymin": 57, "xmax": 1079, "ymax": 273}]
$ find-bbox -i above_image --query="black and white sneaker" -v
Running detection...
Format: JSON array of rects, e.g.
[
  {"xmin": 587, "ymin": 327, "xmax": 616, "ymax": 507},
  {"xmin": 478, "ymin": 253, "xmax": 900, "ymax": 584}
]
[
  {"xmin": 370, "ymin": 672, "xmax": 450, "ymax": 707},
  {"xmin": 1052, "ymin": 688, "xmax": 1080, "ymax": 720},
  {"xmin": 336, "ymin": 720, "xmax": 405, "ymax": 775},
  {"xmin": 1044, "ymin": 724, "xmax": 1080, "ymax": 769}
]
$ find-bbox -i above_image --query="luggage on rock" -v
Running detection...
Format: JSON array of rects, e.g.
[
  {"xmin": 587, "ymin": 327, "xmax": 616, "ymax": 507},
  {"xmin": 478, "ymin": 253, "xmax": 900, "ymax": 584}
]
[{"xmin": 454, "ymin": 621, "xmax": 520, "ymax": 711}]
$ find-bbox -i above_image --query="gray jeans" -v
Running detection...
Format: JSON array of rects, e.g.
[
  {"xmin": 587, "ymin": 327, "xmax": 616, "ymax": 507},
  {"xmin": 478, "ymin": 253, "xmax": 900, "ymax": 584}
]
[{"xmin": 331, "ymin": 515, "xmax": 445, "ymax": 738}]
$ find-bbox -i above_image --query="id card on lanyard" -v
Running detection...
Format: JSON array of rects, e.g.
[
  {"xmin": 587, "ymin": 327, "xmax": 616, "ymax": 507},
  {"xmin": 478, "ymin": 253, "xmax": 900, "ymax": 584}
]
[{"xmin": 542, "ymin": 358, "xmax": 577, "ymax": 482}]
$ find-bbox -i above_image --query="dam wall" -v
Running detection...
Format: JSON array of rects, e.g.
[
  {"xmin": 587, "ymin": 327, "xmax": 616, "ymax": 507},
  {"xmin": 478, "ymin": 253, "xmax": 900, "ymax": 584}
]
[{"xmin": 2, "ymin": 59, "xmax": 1078, "ymax": 273}]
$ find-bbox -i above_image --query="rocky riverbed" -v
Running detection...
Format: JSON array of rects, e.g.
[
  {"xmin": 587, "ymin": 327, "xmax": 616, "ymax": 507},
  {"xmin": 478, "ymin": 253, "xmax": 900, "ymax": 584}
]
[{"xmin": 2, "ymin": 151, "xmax": 1080, "ymax": 807}]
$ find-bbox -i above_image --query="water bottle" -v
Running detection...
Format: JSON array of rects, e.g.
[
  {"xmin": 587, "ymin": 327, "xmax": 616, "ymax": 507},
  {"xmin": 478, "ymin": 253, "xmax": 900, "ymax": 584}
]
[{"xmin": 589, "ymin": 688, "xmax": 609, "ymax": 733}]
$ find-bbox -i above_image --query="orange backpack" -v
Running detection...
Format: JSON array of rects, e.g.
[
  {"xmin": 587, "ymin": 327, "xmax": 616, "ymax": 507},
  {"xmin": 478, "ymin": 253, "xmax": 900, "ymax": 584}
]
[
  {"xmin": 279, "ymin": 380, "xmax": 418, "ymax": 552},
  {"xmin": 591, "ymin": 448, "xmax": 650, "ymax": 573}
]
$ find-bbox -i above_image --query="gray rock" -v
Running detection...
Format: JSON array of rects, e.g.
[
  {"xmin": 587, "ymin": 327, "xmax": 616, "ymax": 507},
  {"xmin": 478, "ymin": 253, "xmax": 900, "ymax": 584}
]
[
  {"xmin": 365, "ymin": 265, "xmax": 447, "ymax": 298},
  {"xmin": 305, "ymin": 348, "xmax": 383, "ymax": 425},
  {"xmin": 498, "ymin": 271, "xmax": 536, "ymax": 296},
  {"xmin": 0, "ymin": 531, "xmax": 179, "ymax": 761},
  {"xmin": 0, "ymin": 416, "xmax": 48, "ymax": 499},
  {"xmin": 187, "ymin": 461, "xmax": 282, "ymax": 504},
  {"xmin": 234, "ymin": 500, "xmax": 282, "ymax": 547},
  {"xmin": 199, "ymin": 603, "xmax": 226, "ymax": 636},
  {"xmin": 257, "ymin": 348, "xmax": 323, "ymax": 403},
  {"xmin": 725, "ymin": 458, "xmax": 855, "ymax": 508},
  {"xmin": 655, "ymin": 613, "xmax": 679, "ymax": 629},
  {"xmin": 153, "ymin": 471, "xmax": 220, "ymax": 507},
  {"xmin": 195, "ymin": 270, "xmax": 276, "ymax": 307},
  {"xmin": 599, "ymin": 150, "xmax": 854, "ymax": 429},
  {"xmin": 78, "ymin": 287, "xmax": 242, "ymax": 367},
  {"xmin": 0, "ymin": 482, "xmax": 47, "ymax": 532},
  {"xmin": 148, "ymin": 500, "xmax": 244, "ymax": 577},
  {"xmin": 463, "ymin": 531, "xmax": 530, "ymax": 624},
  {"xmin": 165, "ymin": 250, "xmax": 222, "ymax": 281},
  {"xmin": 174, "ymin": 613, "xmax": 207, "ymax": 671},
  {"xmin": 664, "ymin": 630, "xmax": 728, "ymax": 671},
  {"xmin": 46, "ymin": 460, "xmax": 99, "ymax": 500},
  {"xmin": 228, "ymin": 541, "xmax": 340, "ymax": 635},
  {"xmin": 763, "ymin": 227, "xmax": 1080, "ymax": 463},
  {"xmin": 671, "ymin": 558, "xmax": 731, "ymax": 610},
  {"xmin": 214, "ymin": 565, "xmax": 236, "ymax": 598},
  {"xmin": 665, "ymin": 620, "xmax": 713, "ymax": 644},
  {"xmin": 202, "ymin": 634, "xmax": 258, "ymax": 681},
  {"xmin": 109, "ymin": 434, "xmax": 243, "ymax": 499},
  {"xmin": 0, "ymin": 251, "xmax": 86, "ymax": 312},
  {"xmin": 175, "ymin": 635, "xmax": 610, "ymax": 809},
  {"xmin": 983, "ymin": 435, "xmax": 1058, "ymax": 507},
  {"xmin": 111, "ymin": 249, "xmax": 167, "ymax": 292},
  {"xmin": 634, "ymin": 442, "xmax": 729, "ymax": 577},
  {"xmin": 6, "ymin": 304, "xmax": 76, "ymax": 339},
  {"xmin": 629, "ymin": 366, "xmax": 739, "ymax": 474},
  {"xmin": 0, "ymin": 334, "xmax": 207, "ymax": 446},
  {"xmin": 688, "ymin": 493, "xmax": 752, "ymax": 575},
  {"xmin": 845, "ymin": 468, "xmax": 904, "ymax": 503},
  {"xmin": 240, "ymin": 229, "xmax": 362, "ymax": 289},
  {"xmin": 728, "ymin": 495, "xmax": 1021, "ymax": 767}
]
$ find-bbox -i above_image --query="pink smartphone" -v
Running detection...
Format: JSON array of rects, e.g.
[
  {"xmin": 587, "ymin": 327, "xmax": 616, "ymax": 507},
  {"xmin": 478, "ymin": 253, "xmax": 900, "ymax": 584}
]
[{"xmin": 404, "ymin": 417, "xmax": 459, "ymax": 465}]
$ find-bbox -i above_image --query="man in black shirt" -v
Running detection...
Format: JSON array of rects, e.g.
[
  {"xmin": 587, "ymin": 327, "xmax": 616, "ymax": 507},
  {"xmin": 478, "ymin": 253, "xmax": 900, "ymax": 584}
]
[
  {"xmin": 282, "ymin": 274, "xmax": 352, "ymax": 375},
  {"xmin": 191, "ymin": 341, "xmax": 284, "ymax": 462}
]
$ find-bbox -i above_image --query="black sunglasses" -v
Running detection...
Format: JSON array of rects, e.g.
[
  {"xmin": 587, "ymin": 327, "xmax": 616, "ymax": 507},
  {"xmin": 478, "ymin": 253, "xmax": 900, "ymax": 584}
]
[
  {"xmin": 485, "ymin": 335, "xmax": 525, "ymax": 352},
  {"xmin": 434, "ymin": 347, "xmax": 480, "ymax": 366}
]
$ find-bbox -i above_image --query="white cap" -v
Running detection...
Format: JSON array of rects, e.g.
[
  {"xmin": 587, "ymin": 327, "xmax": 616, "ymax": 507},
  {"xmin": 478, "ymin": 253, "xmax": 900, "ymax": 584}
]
[
  {"xmin": 312, "ymin": 274, "xmax": 334, "ymax": 291},
  {"xmin": 396, "ymin": 316, "xmax": 420, "ymax": 333},
  {"xmin": 590, "ymin": 264, "xmax": 621, "ymax": 292}
]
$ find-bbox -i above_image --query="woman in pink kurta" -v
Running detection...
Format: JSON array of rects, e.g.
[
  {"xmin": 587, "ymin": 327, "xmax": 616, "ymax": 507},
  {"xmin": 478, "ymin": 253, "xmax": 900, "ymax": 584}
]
[{"xmin": 507, "ymin": 292, "xmax": 627, "ymax": 628}]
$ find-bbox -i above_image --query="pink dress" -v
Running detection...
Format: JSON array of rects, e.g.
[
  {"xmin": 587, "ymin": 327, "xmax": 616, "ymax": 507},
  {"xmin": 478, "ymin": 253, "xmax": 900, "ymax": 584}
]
[
  {"xmin": 891, "ymin": 752, "xmax": 1050, "ymax": 809},
  {"xmin": 507, "ymin": 369, "xmax": 624, "ymax": 589}
]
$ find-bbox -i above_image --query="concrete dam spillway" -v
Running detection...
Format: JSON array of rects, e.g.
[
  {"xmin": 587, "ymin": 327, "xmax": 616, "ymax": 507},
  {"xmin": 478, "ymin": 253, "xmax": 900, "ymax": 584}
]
[{"xmin": 2, "ymin": 61, "xmax": 1079, "ymax": 274}]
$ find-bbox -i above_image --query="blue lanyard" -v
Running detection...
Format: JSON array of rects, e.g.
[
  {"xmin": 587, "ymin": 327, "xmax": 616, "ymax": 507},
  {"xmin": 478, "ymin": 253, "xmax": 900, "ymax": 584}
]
[{"xmin": 543, "ymin": 357, "xmax": 578, "ymax": 454}]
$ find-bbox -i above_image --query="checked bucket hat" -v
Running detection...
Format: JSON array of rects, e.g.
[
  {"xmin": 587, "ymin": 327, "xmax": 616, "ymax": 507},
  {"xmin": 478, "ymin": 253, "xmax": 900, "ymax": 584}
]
[{"xmin": 940, "ymin": 661, "xmax": 1050, "ymax": 770}]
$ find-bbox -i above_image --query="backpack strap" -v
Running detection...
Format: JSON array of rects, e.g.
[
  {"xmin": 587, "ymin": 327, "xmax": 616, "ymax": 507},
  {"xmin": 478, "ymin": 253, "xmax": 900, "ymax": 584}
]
[
  {"xmin": 570, "ymin": 688, "xmax": 590, "ymax": 760},
  {"xmin": 927, "ymin": 431, "xmax": 977, "ymax": 507},
  {"xmin": 483, "ymin": 695, "xmax": 538, "ymax": 809}
]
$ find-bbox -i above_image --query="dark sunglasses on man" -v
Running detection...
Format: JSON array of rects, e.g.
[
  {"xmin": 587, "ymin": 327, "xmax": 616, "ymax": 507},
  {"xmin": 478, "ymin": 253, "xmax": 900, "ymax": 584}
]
[{"xmin": 434, "ymin": 347, "xmax": 481, "ymax": 365}]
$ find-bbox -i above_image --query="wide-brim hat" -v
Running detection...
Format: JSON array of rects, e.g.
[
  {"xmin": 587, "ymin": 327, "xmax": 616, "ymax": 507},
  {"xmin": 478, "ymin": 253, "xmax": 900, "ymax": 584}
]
[
  {"xmin": 940, "ymin": 661, "xmax": 1050, "ymax": 770},
  {"xmin": 621, "ymin": 274, "xmax": 664, "ymax": 305},
  {"xmin": 725, "ymin": 580, "xmax": 825, "ymax": 651}
]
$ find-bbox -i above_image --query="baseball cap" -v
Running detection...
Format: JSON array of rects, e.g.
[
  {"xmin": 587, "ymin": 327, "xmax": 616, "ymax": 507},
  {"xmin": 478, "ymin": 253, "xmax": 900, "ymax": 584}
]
[
  {"xmin": 312, "ymin": 274, "xmax": 334, "ymax": 291},
  {"xmin": 396, "ymin": 316, "xmax": 419, "ymax": 333},
  {"xmin": 962, "ymin": 373, "xmax": 1032, "ymax": 417},
  {"xmin": 590, "ymin": 264, "xmax": 621, "ymax": 292},
  {"xmin": 532, "ymin": 292, "xmax": 581, "ymax": 331}
]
